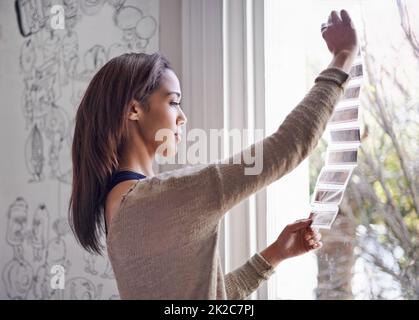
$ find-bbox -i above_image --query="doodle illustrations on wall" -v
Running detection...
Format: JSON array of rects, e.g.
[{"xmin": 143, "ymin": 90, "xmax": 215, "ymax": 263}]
[
  {"xmin": 2, "ymin": 194, "xmax": 115, "ymax": 300},
  {"xmin": 2, "ymin": 0, "xmax": 158, "ymax": 299},
  {"xmin": 18, "ymin": 0, "xmax": 157, "ymax": 184}
]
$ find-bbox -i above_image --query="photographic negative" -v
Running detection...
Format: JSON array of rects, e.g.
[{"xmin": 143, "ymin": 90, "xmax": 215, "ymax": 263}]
[
  {"xmin": 326, "ymin": 148, "xmax": 358, "ymax": 166},
  {"xmin": 313, "ymin": 188, "xmax": 345, "ymax": 205},
  {"xmin": 330, "ymin": 127, "xmax": 361, "ymax": 144},
  {"xmin": 310, "ymin": 210, "xmax": 338, "ymax": 229},
  {"xmin": 317, "ymin": 167, "xmax": 353, "ymax": 186},
  {"xmin": 329, "ymin": 106, "xmax": 359, "ymax": 124},
  {"xmin": 349, "ymin": 63, "xmax": 363, "ymax": 79},
  {"xmin": 343, "ymin": 85, "xmax": 361, "ymax": 101}
]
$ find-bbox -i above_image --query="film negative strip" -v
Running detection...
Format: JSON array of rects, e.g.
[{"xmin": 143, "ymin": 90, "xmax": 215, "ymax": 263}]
[
  {"xmin": 329, "ymin": 105, "xmax": 359, "ymax": 125},
  {"xmin": 310, "ymin": 53, "xmax": 363, "ymax": 229},
  {"xmin": 326, "ymin": 145, "xmax": 359, "ymax": 166},
  {"xmin": 310, "ymin": 205, "xmax": 339, "ymax": 229}
]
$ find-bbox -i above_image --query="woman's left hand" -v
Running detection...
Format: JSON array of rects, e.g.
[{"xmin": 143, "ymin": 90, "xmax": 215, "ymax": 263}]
[
  {"xmin": 274, "ymin": 218, "xmax": 323, "ymax": 260},
  {"xmin": 260, "ymin": 217, "xmax": 323, "ymax": 268}
]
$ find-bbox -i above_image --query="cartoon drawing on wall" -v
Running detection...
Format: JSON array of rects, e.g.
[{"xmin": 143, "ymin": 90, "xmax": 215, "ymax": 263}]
[
  {"xmin": 2, "ymin": 259, "xmax": 34, "ymax": 300},
  {"xmin": 20, "ymin": 39, "xmax": 37, "ymax": 74},
  {"xmin": 61, "ymin": 29, "xmax": 79, "ymax": 86},
  {"xmin": 83, "ymin": 252, "xmax": 99, "ymax": 276},
  {"xmin": 2, "ymin": 198, "xmax": 72, "ymax": 299},
  {"xmin": 21, "ymin": 57, "xmax": 61, "ymax": 127},
  {"xmin": 22, "ymin": 58, "xmax": 72, "ymax": 183},
  {"xmin": 25, "ymin": 124, "xmax": 45, "ymax": 183},
  {"xmin": 33, "ymin": 257, "xmax": 66, "ymax": 300},
  {"xmin": 33, "ymin": 217, "xmax": 71, "ymax": 300},
  {"xmin": 31, "ymin": 212, "xmax": 73, "ymax": 300},
  {"xmin": 15, "ymin": 0, "xmax": 47, "ymax": 37},
  {"xmin": 21, "ymin": 83, "xmax": 35, "ymax": 129},
  {"xmin": 69, "ymin": 43, "xmax": 106, "ymax": 109},
  {"xmin": 113, "ymin": 5, "xmax": 157, "ymax": 52},
  {"xmin": 80, "ymin": 44, "xmax": 107, "ymax": 79},
  {"xmin": 33, "ymin": 262, "xmax": 56, "ymax": 299},
  {"xmin": 63, "ymin": 0, "xmax": 82, "ymax": 27},
  {"xmin": 2, "ymin": 198, "xmax": 34, "ymax": 299},
  {"xmin": 30, "ymin": 204, "xmax": 49, "ymax": 262},
  {"xmin": 43, "ymin": 30, "xmax": 61, "ymax": 61},
  {"xmin": 5, "ymin": 0, "xmax": 158, "ymax": 299},
  {"xmin": 18, "ymin": 0, "xmax": 157, "ymax": 182},
  {"xmin": 32, "ymin": 60, "xmax": 60, "ymax": 126},
  {"xmin": 44, "ymin": 104, "xmax": 71, "ymax": 183},
  {"xmin": 47, "ymin": 218, "xmax": 71, "ymax": 271},
  {"xmin": 65, "ymin": 277, "xmax": 103, "ymax": 300},
  {"xmin": 61, "ymin": 0, "xmax": 81, "ymax": 86},
  {"xmin": 80, "ymin": 0, "xmax": 107, "ymax": 16},
  {"xmin": 107, "ymin": 0, "xmax": 126, "ymax": 10},
  {"xmin": 37, "ymin": 59, "xmax": 62, "ymax": 111}
]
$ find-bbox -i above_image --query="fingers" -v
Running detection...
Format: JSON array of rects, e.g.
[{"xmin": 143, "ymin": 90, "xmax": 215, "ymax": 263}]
[
  {"xmin": 321, "ymin": 9, "xmax": 358, "ymax": 56},
  {"xmin": 311, "ymin": 241, "xmax": 323, "ymax": 250},
  {"xmin": 286, "ymin": 219, "xmax": 312, "ymax": 233},
  {"xmin": 324, "ymin": 9, "xmax": 351, "ymax": 30},
  {"xmin": 323, "ymin": 11, "xmax": 338, "ymax": 35},
  {"xmin": 327, "ymin": 12, "xmax": 333, "ymax": 25},
  {"xmin": 304, "ymin": 228, "xmax": 321, "ymax": 242},
  {"xmin": 340, "ymin": 9, "xmax": 352, "ymax": 25},
  {"xmin": 306, "ymin": 237, "xmax": 322, "ymax": 250},
  {"xmin": 304, "ymin": 228, "xmax": 322, "ymax": 250},
  {"xmin": 329, "ymin": 10, "xmax": 342, "ymax": 25}
]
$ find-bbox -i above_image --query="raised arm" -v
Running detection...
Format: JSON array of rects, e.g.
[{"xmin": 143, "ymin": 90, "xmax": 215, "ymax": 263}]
[
  {"xmin": 213, "ymin": 9, "xmax": 358, "ymax": 215},
  {"xmin": 114, "ymin": 11, "xmax": 358, "ymax": 231},
  {"xmin": 214, "ymin": 66, "xmax": 348, "ymax": 214}
]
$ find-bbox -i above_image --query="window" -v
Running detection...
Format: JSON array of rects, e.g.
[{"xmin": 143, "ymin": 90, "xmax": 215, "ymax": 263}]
[{"xmin": 265, "ymin": 0, "xmax": 418, "ymax": 299}]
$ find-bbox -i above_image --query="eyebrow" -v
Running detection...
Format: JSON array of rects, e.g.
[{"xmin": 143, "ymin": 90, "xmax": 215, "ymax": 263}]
[{"xmin": 166, "ymin": 91, "xmax": 181, "ymax": 98}]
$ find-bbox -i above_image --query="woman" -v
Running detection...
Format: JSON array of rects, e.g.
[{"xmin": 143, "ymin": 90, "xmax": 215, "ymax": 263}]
[{"xmin": 69, "ymin": 10, "xmax": 358, "ymax": 299}]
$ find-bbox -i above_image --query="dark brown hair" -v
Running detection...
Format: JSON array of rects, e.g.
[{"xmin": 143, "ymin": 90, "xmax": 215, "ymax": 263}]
[{"xmin": 69, "ymin": 52, "xmax": 172, "ymax": 254}]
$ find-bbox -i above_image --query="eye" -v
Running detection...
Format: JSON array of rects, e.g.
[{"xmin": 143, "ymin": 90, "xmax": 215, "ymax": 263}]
[{"xmin": 170, "ymin": 102, "xmax": 181, "ymax": 108}]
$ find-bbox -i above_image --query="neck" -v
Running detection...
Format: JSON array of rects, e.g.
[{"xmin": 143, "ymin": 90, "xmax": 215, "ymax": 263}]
[{"xmin": 118, "ymin": 134, "xmax": 155, "ymax": 177}]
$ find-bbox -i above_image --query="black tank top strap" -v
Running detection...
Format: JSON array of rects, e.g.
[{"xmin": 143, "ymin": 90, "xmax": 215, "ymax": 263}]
[
  {"xmin": 105, "ymin": 170, "xmax": 147, "ymax": 236},
  {"xmin": 107, "ymin": 170, "xmax": 147, "ymax": 193}
]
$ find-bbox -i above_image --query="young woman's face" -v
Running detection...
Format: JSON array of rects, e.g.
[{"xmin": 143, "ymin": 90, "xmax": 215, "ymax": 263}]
[{"xmin": 132, "ymin": 69, "xmax": 187, "ymax": 157}]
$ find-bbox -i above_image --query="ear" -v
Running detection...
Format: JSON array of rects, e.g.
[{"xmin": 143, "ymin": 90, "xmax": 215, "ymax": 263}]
[{"xmin": 127, "ymin": 99, "xmax": 143, "ymax": 121}]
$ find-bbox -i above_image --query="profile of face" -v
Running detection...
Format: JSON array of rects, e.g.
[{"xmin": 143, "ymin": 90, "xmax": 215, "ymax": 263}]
[{"xmin": 128, "ymin": 69, "xmax": 187, "ymax": 157}]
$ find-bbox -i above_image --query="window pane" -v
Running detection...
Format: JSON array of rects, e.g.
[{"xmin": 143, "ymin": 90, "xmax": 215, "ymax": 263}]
[
  {"xmin": 266, "ymin": 0, "xmax": 419, "ymax": 300},
  {"xmin": 306, "ymin": 0, "xmax": 419, "ymax": 299}
]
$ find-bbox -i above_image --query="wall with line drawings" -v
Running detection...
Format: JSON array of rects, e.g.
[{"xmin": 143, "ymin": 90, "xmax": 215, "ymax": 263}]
[{"xmin": 0, "ymin": 0, "xmax": 159, "ymax": 300}]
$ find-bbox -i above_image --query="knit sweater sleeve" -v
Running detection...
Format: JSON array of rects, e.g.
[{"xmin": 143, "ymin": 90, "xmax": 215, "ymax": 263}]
[
  {"xmin": 213, "ymin": 67, "xmax": 349, "ymax": 215},
  {"xmin": 114, "ymin": 67, "xmax": 349, "ymax": 231},
  {"xmin": 224, "ymin": 253, "xmax": 275, "ymax": 300}
]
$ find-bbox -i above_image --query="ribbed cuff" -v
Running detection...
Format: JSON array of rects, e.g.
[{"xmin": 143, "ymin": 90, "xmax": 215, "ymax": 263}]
[
  {"xmin": 315, "ymin": 67, "xmax": 350, "ymax": 88},
  {"xmin": 249, "ymin": 253, "xmax": 275, "ymax": 279}
]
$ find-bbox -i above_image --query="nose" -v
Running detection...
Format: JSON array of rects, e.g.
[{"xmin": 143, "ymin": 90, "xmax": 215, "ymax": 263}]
[{"xmin": 177, "ymin": 108, "xmax": 187, "ymax": 126}]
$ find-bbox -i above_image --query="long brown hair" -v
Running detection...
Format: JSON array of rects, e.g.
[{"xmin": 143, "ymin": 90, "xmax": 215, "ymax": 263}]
[{"xmin": 69, "ymin": 52, "xmax": 172, "ymax": 254}]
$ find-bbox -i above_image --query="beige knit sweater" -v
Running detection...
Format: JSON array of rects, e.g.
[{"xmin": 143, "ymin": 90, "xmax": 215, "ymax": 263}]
[{"xmin": 106, "ymin": 67, "xmax": 349, "ymax": 300}]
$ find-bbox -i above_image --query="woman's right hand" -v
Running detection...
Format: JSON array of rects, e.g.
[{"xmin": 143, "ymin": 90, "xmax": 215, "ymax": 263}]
[
  {"xmin": 322, "ymin": 10, "xmax": 358, "ymax": 56},
  {"xmin": 322, "ymin": 10, "xmax": 359, "ymax": 72}
]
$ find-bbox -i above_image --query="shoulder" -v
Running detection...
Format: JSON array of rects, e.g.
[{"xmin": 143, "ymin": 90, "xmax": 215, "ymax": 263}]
[{"xmin": 105, "ymin": 180, "xmax": 139, "ymax": 227}]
